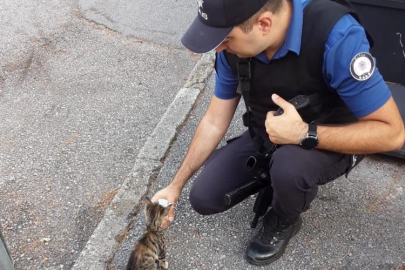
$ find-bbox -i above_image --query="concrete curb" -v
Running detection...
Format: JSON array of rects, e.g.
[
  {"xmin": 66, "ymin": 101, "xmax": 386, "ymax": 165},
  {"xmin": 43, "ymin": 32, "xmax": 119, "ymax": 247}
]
[{"xmin": 71, "ymin": 51, "xmax": 215, "ymax": 270}]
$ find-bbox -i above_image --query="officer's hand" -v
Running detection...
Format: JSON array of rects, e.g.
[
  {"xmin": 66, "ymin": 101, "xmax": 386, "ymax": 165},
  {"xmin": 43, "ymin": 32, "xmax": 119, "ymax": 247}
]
[
  {"xmin": 151, "ymin": 185, "xmax": 180, "ymax": 229},
  {"xmin": 265, "ymin": 94, "xmax": 308, "ymax": 145}
]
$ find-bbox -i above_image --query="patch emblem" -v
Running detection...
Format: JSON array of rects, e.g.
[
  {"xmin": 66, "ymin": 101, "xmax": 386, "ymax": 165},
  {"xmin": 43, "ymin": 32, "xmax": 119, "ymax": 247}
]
[{"xmin": 350, "ymin": 52, "xmax": 375, "ymax": 81}]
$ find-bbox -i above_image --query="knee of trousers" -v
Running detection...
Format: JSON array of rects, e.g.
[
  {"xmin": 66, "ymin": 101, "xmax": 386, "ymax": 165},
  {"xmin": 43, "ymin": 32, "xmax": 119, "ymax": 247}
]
[
  {"xmin": 270, "ymin": 147, "xmax": 315, "ymax": 194},
  {"xmin": 189, "ymin": 186, "xmax": 225, "ymax": 216}
]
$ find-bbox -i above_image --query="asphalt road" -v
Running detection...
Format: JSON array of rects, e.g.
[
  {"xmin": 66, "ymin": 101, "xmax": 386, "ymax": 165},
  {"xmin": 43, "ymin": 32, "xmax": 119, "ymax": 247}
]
[
  {"xmin": 1, "ymin": 0, "xmax": 404, "ymax": 270},
  {"xmin": 0, "ymin": 0, "xmax": 198, "ymax": 269}
]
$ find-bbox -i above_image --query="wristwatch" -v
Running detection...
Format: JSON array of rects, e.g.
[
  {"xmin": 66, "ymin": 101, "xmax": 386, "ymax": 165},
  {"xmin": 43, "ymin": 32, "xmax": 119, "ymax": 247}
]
[{"xmin": 300, "ymin": 123, "xmax": 319, "ymax": 149}]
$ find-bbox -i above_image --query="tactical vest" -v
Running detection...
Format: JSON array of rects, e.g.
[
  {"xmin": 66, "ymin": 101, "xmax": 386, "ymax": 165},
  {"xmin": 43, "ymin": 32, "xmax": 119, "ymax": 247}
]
[{"xmin": 224, "ymin": 0, "xmax": 370, "ymax": 127}]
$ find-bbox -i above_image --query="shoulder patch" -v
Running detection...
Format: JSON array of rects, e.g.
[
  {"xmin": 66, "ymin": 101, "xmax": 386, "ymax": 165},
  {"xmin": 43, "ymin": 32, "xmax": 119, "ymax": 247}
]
[{"xmin": 349, "ymin": 52, "xmax": 375, "ymax": 81}]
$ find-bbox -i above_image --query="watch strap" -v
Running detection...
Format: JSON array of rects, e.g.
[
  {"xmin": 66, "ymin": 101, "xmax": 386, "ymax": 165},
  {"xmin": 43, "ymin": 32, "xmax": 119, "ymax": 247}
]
[
  {"xmin": 308, "ymin": 123, "xmax": 317, "ymax": 137},
  {"xmin": 300, "ymin": 123, "xmax": 319, "ymax": 149}
]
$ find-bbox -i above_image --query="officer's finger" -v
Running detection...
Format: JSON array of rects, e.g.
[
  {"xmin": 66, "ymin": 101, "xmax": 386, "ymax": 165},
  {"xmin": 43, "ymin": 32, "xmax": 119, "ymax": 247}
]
[
  {"xmin": 266, "ymin": 110, "xmax": 277, "ymax": 120},
  {"xmin": 265, "ymin": 112, "xmax": 273, "ymax": 130},
  {"xmin": 272, "ymin": 94, "xmax": 292, "ymax": 111},
  {"xmin": 168, "ymin": 205, "xmax": 175, "ymax": 222},
  {"xmin": 161, "ymin": 207, "xmax": 175, "ymax": 229}
]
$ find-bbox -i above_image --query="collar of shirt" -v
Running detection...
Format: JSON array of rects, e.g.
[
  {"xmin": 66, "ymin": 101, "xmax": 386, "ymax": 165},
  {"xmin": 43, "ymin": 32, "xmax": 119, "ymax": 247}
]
[{"xmin": 255, "ymin": 0, "xmax": 304, "ymax": 64}]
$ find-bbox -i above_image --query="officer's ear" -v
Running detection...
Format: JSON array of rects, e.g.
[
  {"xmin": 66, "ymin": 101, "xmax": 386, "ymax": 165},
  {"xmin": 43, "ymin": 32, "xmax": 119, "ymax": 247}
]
[{"xmin": 256, "ymin": 12, "xmax": 272, "ymax": 35}]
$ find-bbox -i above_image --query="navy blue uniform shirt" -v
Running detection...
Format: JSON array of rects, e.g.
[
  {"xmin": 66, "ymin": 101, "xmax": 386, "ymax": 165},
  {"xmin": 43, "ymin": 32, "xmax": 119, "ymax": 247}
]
[{"xmin": 214, "ymin": 0, "xmax": 391, "ymax": 118}]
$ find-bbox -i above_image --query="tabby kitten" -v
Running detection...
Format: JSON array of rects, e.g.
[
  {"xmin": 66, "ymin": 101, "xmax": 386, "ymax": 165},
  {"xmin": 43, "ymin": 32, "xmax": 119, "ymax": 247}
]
[{"xmin": 126, "ymin": 197, "xmax": 172, "ymax": 270}]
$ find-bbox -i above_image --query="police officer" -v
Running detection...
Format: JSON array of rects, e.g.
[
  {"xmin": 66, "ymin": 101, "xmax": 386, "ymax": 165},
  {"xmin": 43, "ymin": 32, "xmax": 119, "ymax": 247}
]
[{"xmin": 152, "ymin": 0, "xmax": 405, "ymax": 266}]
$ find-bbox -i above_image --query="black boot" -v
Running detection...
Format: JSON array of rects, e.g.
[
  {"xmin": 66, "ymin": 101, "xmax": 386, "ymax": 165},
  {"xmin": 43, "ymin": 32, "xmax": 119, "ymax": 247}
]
[{"xmin": 245, "ymin": 209, "xmax": 302, "ymax": 266}]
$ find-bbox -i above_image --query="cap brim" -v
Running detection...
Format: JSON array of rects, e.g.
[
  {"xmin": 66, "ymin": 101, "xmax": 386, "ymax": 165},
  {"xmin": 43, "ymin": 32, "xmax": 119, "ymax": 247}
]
[{"xmin": 181, "ymin": 16, "xmax": 233, "ymax": 54}]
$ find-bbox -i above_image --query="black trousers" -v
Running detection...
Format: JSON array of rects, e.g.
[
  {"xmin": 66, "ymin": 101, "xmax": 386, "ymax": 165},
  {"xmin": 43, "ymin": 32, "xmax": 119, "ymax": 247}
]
[{"xmin": 189, "ymin": 130, "xmax": 362, "ymax": 219}]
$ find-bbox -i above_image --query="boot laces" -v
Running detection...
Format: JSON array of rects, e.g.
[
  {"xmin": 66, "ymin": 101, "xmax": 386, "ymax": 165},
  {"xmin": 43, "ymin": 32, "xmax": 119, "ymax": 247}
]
[{"xmin": 259, "ymin": 214, "xmax": 286, "ymax": 245}]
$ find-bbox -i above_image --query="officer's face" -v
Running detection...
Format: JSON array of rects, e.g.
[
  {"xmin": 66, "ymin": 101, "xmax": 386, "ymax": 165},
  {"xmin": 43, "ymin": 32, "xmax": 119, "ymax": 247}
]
[
  {"xmin": 215, "ymin": 10, "xmax": 288, "ymax": 59},
  {"xmin": 215, "ymin": 26, "xmax": 267, "ymax": 58}
]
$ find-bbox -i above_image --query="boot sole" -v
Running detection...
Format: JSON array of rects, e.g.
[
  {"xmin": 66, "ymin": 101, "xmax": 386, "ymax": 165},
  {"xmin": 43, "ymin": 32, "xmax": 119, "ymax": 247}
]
[{"xmin": 246, "ymin": 217, "xmax": 303, "ymax": 266}]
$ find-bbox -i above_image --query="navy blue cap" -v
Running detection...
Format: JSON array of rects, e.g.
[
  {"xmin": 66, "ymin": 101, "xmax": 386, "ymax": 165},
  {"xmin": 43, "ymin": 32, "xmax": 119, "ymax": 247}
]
[{"xmin": 181, "ymin": 0, "xmax": 268, "ymax": 53}]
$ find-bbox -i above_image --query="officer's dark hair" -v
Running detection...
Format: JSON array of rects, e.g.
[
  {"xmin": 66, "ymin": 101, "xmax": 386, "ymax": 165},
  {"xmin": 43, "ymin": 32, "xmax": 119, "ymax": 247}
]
[{"xmin": 239, "ymin": 0, "xmax": 284, "ymax": 33}]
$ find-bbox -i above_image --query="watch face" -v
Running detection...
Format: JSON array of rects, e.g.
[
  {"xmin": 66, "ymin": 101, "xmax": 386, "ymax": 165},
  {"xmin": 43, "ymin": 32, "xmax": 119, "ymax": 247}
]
[{"xmin": 302, "ymin": 137, "xmax": 318, "ymax": 149}]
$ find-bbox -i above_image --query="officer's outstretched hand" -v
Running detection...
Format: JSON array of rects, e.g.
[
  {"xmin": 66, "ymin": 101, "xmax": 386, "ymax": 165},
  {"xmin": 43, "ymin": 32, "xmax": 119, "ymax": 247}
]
[
  {"xmin": 265, "ymin": 94, "xmax": 308, "ymax": 145},
  {"xmin": 151, "ymin": 185, "xmax": 180, "ymax": 229}
]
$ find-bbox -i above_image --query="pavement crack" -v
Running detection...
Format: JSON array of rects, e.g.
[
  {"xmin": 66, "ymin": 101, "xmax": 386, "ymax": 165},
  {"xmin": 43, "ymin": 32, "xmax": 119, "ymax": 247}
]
[
  {"xmin": 18, "ymin": 49, "xmax": 35, "ymax": 85},
  {"xmin": 89, "ymin": 7, "xmax": 117, "ymax": 24},
  {"xmin": 128, "ymin": 27, "xmax": 177, "ymax": 36}
]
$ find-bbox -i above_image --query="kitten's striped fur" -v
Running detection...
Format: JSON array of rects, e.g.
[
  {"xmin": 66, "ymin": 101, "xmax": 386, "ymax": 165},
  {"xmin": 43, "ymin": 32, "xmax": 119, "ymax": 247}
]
[{"xmin": 126, "ymin": 197, "xmax": 171, "ymax": 270}]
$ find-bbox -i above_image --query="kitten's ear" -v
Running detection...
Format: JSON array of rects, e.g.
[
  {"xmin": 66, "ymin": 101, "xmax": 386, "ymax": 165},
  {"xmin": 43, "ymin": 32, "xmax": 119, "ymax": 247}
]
[
  {"xmin": 144, "ymin": 197, "xmax": 153, "ymax": 205},
  {"xmin": 162, "ymin": 204, "xmax": 172, "ymax": 216}
]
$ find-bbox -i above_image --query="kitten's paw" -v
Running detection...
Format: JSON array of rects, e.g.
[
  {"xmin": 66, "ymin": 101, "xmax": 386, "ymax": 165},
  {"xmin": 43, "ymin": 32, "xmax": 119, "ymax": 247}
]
[{"xmin": 162, "ymin": 261, "xmax": 168, "ymax": 269}]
